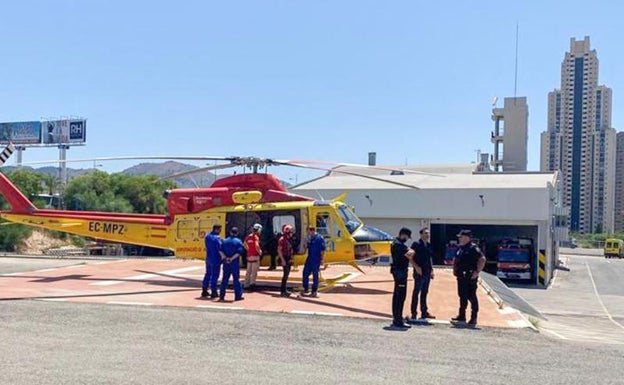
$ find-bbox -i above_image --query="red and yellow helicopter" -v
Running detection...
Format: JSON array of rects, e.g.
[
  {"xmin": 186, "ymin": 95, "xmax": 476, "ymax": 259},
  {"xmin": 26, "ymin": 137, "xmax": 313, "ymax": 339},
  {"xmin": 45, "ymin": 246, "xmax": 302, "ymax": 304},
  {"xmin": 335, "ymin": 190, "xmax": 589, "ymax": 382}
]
[{"xmin": 0, "ymin": 144, "xmax": 423, "ymax": 269}]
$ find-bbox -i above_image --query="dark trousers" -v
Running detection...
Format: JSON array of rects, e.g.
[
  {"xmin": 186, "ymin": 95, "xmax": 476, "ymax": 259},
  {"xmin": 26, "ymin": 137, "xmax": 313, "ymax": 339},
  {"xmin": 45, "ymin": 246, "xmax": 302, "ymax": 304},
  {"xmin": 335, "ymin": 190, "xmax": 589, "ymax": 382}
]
[
  {"xmin": 457, "ymin": 273, "xmax": 479, "ymax": 318},
  {"xmin": 269, "ymin": 253, "xmax": 278, "ymax": 269},
  {"xmin": 391, "ymin": 267, "xmax": 408, "ymax": 324},
  {"xmin": 302, "ymin": 263, "xmax": 320, "ymax": 293},
  {"xmin": 220, "ymin": 262, "xmax": 243, "ymax": 299},
  {"xmin": 411, "ymin": 274, "xmax": 431, "ymax": 317},
  {"xmin": 280, "ymin": 260, "xmax": 292, "ymax": 294},
  {"xmin": 202, "ymin": 260, "xmax": 221, "ymax": 294}
]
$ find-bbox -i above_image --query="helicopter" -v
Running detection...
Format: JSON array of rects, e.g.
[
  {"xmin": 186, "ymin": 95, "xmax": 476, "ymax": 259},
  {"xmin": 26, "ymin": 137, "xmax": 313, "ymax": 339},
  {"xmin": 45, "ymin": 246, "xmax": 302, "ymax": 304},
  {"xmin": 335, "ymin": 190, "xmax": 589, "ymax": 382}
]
[{"xmin": 0, "ymin": 143, "xmax": 426, "ymax": 270}]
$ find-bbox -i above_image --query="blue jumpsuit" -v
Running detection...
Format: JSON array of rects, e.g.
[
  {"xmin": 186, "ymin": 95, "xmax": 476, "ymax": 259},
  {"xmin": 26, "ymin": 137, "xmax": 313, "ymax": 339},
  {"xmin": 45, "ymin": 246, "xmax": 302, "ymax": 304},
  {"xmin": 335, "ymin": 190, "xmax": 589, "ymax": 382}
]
[
  {"xmin": 303, "ymin": 234, "xmax": 326, "ymax": 293},
  {"xmin": 219, "ymin": 236, "xmax": 245, "ymax": 300},
  {"xmin": 202, "ymin": 230, "xmax": 223, "ymax": 295}
]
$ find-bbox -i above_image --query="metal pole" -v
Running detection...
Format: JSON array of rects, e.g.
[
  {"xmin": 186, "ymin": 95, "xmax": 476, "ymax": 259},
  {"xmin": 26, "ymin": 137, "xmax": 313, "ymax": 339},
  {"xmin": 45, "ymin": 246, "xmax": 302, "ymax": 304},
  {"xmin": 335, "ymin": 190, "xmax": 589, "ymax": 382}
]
[
  {"xmin": 16, "ymin": 146, "xmax": 25, "ymax": 168},
  {"xmin": 59, "ymin": 145, "xmax": 69, "ymax": 186}
]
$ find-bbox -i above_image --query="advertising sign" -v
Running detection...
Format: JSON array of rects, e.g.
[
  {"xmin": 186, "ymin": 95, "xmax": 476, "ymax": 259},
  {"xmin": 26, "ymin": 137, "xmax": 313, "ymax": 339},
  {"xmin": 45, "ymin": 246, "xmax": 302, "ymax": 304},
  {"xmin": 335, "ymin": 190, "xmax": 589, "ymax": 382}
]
[
  {"xmin": 42, "ymin": 119, "xmax": 87, "ymax": 144},
  {"xmin": 0, "ymin": 121, "xmax": 42, "ymax": 145}
]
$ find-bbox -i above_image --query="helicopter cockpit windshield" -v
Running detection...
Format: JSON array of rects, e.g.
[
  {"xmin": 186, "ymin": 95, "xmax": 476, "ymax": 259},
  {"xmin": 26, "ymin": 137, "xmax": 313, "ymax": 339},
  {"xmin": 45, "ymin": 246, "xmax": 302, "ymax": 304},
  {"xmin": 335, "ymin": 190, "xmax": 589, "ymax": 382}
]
[{"xmin": 337, "ymin": 204, "xmax": 363, "ymax": 234}]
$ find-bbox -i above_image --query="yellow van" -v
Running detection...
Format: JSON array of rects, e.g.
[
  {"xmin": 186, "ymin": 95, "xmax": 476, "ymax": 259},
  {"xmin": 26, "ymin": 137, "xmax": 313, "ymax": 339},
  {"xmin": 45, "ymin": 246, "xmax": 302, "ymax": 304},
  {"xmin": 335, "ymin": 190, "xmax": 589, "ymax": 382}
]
[{"xmin": 604, "ymin": 238, "xmax": 624, "ymax": 259}]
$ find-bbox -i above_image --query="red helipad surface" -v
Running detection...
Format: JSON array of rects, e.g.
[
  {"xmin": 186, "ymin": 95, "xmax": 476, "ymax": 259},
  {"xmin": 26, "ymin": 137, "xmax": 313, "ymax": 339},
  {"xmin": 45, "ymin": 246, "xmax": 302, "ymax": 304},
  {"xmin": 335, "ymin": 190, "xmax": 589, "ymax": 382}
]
[{"xmin": 0, "ymin": 259, "xmax": 529, "ymax": 328}]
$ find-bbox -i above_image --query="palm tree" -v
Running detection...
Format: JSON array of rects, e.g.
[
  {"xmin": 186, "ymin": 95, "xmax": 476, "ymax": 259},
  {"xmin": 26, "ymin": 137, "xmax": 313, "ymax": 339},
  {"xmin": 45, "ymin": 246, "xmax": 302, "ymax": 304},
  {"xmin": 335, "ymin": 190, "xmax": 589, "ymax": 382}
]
[{"xmin": 41, "ymin": 173, "xmax": 60, "ymax": 196}]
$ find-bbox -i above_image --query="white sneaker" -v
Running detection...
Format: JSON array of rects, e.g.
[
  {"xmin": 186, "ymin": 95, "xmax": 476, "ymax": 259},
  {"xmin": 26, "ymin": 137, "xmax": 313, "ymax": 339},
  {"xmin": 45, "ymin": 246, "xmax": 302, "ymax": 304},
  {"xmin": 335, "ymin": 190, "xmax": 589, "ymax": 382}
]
[{"xmin": 311, "ymin": 292, "xmax": 319, "ymax": 298}]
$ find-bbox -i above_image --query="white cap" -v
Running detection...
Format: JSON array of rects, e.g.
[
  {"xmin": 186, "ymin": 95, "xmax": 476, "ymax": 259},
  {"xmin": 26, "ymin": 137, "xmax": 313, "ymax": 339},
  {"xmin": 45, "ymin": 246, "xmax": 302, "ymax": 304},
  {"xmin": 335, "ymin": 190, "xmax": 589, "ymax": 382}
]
[{"xmin": 253, "ymin": 223, "xmax": 263, "ymax": 232}]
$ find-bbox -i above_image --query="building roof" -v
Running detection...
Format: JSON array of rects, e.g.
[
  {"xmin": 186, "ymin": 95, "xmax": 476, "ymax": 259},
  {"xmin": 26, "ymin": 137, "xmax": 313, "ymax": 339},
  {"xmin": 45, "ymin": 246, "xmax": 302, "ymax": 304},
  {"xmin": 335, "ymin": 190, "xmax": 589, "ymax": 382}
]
[
  {"xmin": 329, "ymin": 163, "xmax": 477, "ymax": 176},
  {"xmin": 295, "ymin": 171, "xmax": 558, "ymax": 191}
]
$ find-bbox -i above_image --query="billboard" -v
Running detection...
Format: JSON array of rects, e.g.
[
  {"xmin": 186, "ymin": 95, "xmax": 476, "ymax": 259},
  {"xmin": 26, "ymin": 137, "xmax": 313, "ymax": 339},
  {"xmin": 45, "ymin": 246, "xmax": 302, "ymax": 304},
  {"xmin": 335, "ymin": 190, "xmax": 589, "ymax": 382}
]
[
  {"xmin": 42, "ymin": 119, "xmax": 87, "ymax": 144},
  {"xmin": 0, "ymin": 121, "xmax": 42, "ymax": 145}
]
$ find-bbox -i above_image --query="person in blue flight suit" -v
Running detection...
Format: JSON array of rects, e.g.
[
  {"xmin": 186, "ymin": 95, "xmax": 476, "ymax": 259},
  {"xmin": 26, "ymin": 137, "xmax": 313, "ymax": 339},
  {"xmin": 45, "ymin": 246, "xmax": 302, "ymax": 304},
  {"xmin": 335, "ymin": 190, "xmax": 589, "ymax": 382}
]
[
  {"xmin": 302, "ymin": 226, "xmax": 325, "ymax": 298},
  {"xmin": 201, "ymin": 224, "xmax": 223, "ymax": 299},
  {"xmin": 390, "ymin": 227, "xmax": 415, "ymax": 329},
  {"xmin": 219, "ymin": 227, "xmax": 245, "ymax": 301}
]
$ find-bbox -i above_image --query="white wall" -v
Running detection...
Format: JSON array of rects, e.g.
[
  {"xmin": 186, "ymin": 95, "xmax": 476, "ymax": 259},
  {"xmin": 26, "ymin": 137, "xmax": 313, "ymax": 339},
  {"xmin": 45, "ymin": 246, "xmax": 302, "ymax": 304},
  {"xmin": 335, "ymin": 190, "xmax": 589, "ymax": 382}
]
[{"xmin": 295, "ymin": 187, "xmax": 552, "ymax": 222}]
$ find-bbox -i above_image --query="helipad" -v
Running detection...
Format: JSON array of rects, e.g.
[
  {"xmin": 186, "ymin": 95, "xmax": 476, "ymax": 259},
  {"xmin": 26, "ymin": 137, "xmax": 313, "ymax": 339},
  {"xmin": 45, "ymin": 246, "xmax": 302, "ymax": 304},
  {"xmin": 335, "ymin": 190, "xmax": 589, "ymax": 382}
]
[{"xmin": 0, "ymin": 258, "xmax": 529, "ymax": 328}]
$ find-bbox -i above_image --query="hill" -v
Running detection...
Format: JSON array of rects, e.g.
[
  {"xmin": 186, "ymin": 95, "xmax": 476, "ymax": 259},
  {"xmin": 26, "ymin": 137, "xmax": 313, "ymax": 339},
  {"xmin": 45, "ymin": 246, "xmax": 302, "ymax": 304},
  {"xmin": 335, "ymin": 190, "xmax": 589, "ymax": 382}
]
[
  {"xmin": 4, "ymin": 161, "xmax": 291, "ymax": 189},
  {"xmin": 122, "ymin": 161, "xmax": 220, "ymax": 188}
]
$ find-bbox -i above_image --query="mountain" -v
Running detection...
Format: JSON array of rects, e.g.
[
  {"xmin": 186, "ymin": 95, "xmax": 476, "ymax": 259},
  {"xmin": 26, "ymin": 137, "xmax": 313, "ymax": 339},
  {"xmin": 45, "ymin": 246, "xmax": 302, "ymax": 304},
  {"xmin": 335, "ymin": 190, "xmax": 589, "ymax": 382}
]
[
  {"xmin": 3, "ymin": 165, "xmax": 94, "ymax": 180},
  {"xmin": 122, "ymin": 161, "xmax": 219, "ymax": 188},
  {"xmin": 4, "ymin": 161, "xmax": 291, "ymax": 189}
]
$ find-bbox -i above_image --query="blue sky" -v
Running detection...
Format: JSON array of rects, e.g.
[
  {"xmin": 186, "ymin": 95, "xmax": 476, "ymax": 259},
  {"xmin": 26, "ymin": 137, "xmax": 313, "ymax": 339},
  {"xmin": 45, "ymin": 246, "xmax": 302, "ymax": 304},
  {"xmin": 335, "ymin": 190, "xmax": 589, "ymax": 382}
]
[{"xmin": 1, "ymin": 0, "xmax": 623, "ymax": 182}]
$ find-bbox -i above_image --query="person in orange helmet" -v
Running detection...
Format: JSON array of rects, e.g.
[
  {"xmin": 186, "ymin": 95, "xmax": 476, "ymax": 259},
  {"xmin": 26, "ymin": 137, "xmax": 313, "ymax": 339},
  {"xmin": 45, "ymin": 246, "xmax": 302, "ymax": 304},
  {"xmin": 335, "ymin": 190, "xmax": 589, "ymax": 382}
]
[{"xmin": 278, "ymin": 224, "xmax": 295, "ymax": 297}]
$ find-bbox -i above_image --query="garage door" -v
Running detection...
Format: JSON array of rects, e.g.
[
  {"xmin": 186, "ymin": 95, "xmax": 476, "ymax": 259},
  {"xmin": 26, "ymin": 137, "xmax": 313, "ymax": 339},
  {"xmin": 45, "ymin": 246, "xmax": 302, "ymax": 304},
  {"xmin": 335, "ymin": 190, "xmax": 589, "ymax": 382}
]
[{"xmin": 430, "ymin": 223, "xmax": 539, "ymax": 284}]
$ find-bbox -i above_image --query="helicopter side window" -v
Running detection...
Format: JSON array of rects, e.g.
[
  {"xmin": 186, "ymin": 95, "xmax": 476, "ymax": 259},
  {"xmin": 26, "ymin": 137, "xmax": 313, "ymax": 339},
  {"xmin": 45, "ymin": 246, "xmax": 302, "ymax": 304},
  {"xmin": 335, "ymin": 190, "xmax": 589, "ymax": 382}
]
[
  {"xmin": 273, "ymin": 215, "xmax": 296, "ymax": 234},
  {"xmin": 315, "ymin": 213, "xmax": 340, "ymax": 239},
  {"xmin": 176, "ymin": 219, "xmax": 196, "ymax": 240}
]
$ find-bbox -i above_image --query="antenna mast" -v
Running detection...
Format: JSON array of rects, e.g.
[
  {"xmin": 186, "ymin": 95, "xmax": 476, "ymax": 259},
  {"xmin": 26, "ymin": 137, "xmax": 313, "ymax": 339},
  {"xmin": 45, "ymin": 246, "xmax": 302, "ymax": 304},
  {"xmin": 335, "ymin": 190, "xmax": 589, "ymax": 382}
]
[{"xmin": 514, "ymin": 22, "xmax": 519, "ymax": 102}]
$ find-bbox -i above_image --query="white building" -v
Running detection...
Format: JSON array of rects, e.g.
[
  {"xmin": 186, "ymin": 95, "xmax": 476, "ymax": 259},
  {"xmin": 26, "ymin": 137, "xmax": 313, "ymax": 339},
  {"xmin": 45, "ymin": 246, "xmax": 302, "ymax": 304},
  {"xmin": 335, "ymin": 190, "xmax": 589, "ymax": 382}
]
[
  {"xmin": 540, "ymin": 36, "xmax": 616, "ymax": 233},
  {"xmin": 491, "ymin": 97, "xmax": 529, "ymax": 172},
  {"xmin": 293, "ymin": 166, "xmax": 566, "ymax": 286}
]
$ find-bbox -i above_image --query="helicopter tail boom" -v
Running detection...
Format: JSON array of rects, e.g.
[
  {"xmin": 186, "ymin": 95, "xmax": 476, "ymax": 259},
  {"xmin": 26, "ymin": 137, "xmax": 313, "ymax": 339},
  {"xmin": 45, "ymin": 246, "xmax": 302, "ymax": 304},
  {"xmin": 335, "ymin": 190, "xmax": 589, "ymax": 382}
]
[{"xmin": 0, "ymin": 171, "xmax": 38, "ymax": 214}]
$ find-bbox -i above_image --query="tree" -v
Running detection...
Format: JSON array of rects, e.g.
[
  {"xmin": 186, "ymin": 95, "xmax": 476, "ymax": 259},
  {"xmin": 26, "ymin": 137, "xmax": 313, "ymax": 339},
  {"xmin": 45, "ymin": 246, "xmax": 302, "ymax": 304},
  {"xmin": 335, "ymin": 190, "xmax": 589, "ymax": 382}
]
[
  {"xmin": 0, "ymin": 169, "xmax": 44, "ymax": 209},
  {"xmin": 63, "ymin": 171, "xmax": 174, "ymax": 214},
  {"xmin": 64, "ymin": 171, "xmax": 133, "ymax": 212},
  {"xmin": 115, "ymin": 174, "xmax": 175, "ymax": 214},
  {"xmin": 0, "ymin": 169, "xmax": 43, "ymax": 250},
  {"xmin": 41, "ymin": 173, "xmax": 60, "ymax": 195}
]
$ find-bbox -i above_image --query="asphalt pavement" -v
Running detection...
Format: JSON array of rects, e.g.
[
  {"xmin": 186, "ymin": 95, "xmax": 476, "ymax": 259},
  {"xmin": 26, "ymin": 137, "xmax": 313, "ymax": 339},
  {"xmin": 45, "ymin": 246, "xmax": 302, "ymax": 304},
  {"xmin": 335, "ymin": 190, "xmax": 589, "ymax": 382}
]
[
  {"xmin": 514, "ymin": 254, "xmax": 624, "ymax": 344},
  {"xmin": 2, "ymin": 300, "xmax": 624, "ymax": 385},
  {"xmin": 1, "ymin": 256, "xmax": 624, "ymax": 384}
]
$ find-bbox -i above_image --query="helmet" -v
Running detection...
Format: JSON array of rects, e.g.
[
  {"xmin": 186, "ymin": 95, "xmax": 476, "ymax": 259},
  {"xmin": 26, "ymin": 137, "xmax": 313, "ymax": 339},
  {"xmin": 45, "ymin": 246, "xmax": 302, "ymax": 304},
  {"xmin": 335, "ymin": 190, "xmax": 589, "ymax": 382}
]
[{"xmin": 253, "ymin": 223, "xmax": 263, "ymax": 232}]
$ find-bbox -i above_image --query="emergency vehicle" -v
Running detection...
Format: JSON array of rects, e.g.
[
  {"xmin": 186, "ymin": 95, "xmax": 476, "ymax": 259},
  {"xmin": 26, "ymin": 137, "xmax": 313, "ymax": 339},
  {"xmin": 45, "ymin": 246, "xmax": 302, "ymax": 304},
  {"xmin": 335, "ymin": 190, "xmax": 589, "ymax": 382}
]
[{"xmin": 495, "ymin": 238, "xmax": 534, "ymax": 281}]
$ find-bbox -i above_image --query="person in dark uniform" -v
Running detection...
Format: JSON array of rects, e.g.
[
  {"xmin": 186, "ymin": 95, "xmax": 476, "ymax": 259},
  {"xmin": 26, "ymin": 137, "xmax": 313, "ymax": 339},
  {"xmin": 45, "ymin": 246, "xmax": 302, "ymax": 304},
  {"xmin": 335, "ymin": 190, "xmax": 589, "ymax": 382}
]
[
  {"xmin": 390, "ymin": 227, "xmax": 415, "ymax": 329},
  {"xmin": 452, "ymin": 229, "xmax": 486, "ymax": 325},
  {"xmin": 409, "ymin": 227, "xmax": 436, "ymax": 321}
]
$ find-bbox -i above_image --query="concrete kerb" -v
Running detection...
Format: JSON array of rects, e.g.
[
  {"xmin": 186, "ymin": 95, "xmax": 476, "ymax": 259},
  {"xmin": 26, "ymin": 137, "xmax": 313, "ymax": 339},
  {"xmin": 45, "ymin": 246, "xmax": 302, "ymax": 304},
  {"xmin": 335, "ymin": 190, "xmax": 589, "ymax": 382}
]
[
  {"xmin": 478, "ymin": 275, "xmax": 538, "ymax": 332},
  {"xmin": 478, "ymin": 277, "xmax": 504, "ymax": 309}
]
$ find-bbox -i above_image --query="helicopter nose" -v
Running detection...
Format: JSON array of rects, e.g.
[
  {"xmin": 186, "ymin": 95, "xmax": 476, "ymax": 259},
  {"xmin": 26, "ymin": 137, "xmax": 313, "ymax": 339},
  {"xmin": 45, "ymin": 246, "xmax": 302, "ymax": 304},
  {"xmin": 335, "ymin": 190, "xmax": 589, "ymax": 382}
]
[
  {"xmin": 352, "ymin": 225, "xmax": 393, "ymax": 243},
  {"xmin": 352, "ymin": 225, "xmax": 393, "ymax": 260}
]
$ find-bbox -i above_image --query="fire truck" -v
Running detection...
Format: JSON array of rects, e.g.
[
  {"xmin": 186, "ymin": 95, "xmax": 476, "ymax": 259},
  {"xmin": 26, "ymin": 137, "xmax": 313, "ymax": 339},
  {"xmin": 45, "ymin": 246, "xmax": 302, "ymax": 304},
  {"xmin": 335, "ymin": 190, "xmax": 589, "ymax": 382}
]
[
  {"xmin": 443, "ymin": 241, "xmax": 459, "ymax": 265},
  {"xmin": 495, "ymin": 238, "xmax": 534, "ymax": 281}
]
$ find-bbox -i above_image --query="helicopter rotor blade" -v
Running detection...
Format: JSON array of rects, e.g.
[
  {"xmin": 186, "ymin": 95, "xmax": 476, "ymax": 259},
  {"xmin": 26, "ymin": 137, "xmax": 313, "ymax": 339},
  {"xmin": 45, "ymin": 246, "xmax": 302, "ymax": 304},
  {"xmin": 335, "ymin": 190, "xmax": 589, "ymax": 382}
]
[
  {"xmin": 275, "ymin": 159, "xmax": 445, "ymax": 177},
  {"xmin": 273, "ymin": 161, "xmax": 420, "ymax": 190},
  {"xmin": 18, "ymin": 155, "xmax": 235, "ymax": 167},
  {"xmin": 159, "ymin": 163, "xmax": 237, "ymax": 181}
]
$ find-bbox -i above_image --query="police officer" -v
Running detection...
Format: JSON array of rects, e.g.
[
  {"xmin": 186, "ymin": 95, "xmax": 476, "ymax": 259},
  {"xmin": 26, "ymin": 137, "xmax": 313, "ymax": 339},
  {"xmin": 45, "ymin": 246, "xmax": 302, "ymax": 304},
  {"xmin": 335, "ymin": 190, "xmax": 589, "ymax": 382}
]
[
  {"xmin": 302, "ymin": 226, "xmax": 325, "ymax": 298},
  {"xmin": 201, "ymin": 224, "xmax": 223, "ymax": 299},
  {"xmin": 219, "ymin": 227, "xmax": 245, "ymax": 301},
  {"xmin": 390, "ymin": 227, "xmax": 415, "ymax": 329},
  {"xmin": 452, "ymin": 229, "xmax": 486, "ymax": 325},
  {"xmin": 409, "ymin": 227, "xmax": 436, "ymax": 321}
]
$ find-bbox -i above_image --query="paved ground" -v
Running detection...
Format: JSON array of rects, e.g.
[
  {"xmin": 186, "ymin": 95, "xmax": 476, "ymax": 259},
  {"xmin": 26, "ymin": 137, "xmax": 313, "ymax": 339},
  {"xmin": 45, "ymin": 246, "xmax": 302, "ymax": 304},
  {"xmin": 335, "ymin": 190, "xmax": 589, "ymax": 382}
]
[
  {"xmin": 514, "ymin": 254, "xmax": 624, "ymax": 345},
  {"xmin": 1, "ymin": 256, "xmax": 623, "ymax": 384},
  {"xmin": 0, "ymin": 257, "xmax": 525, "ymax": 328},
  {"xmin": 2, "ymin": 300, "xmax": 624, "ymax": 385}
]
